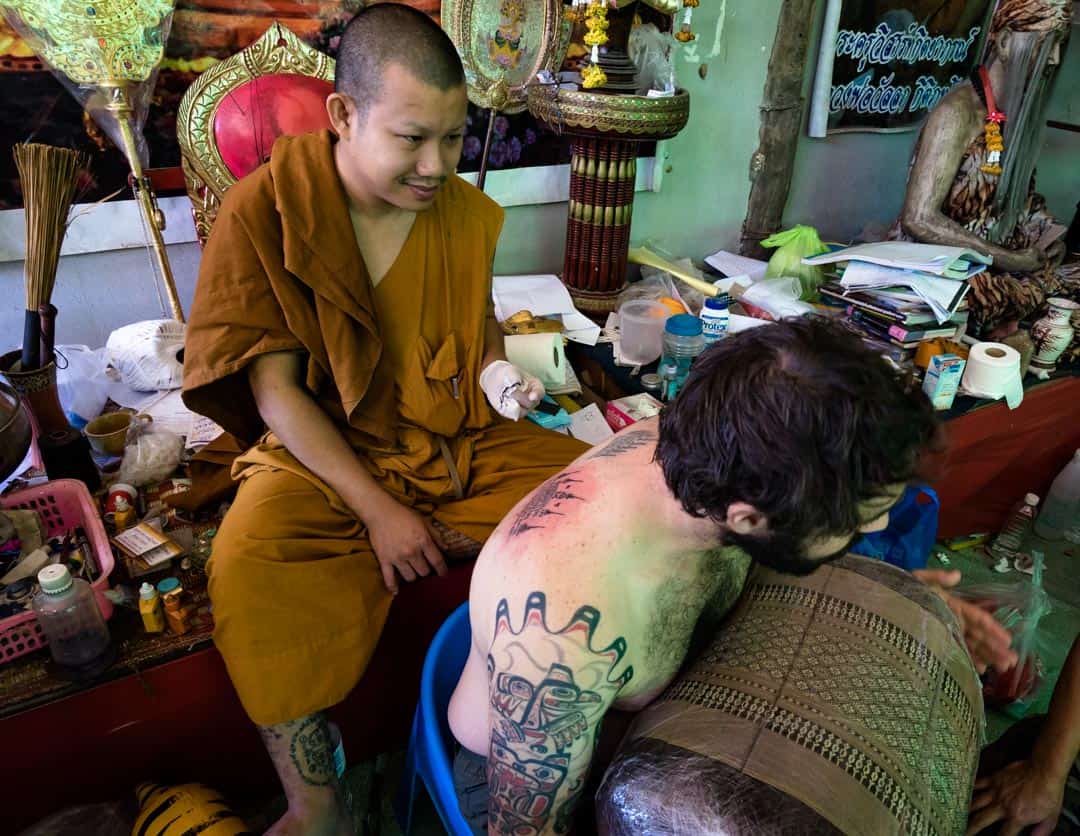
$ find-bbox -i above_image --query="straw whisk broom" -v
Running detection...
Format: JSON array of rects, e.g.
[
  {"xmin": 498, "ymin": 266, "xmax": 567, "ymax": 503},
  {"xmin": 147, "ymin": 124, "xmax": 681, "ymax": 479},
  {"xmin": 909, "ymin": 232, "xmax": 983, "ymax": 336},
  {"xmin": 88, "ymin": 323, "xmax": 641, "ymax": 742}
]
[{"xmin": 13, "ymin": 142, "xmax": 87, "ymax": 370}]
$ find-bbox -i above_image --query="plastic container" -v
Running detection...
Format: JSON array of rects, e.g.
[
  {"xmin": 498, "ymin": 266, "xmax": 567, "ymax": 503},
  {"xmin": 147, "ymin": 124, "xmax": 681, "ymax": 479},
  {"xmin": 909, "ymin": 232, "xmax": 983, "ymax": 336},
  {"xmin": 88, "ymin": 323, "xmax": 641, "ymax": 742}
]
[
  {"xmin": 1034, "ymin": 449, "xmax": 1080, "ymax": 541},
  {"xmin": 0, "ymin": 479, "xmax": 115, "ymax": 664},
  {"xmin": 139, "ymin": 582, "xmax": 165, "ymax": 633},
  {"xmin": 619, "ymin": 300, "xmax": 669, "ymax": 365},
  {"xmin": 658, "ymin": 314, "xmax": 705, "ymax": 400},
  {"xmin": 32, "ymin": 564, "xmax": 112, "ymax": 669},
  {"xmin": 989, "ymin": 493, "xmax": 1039, "ymax": 561},
  {"xmin": 699, "ymin": 297, "xmax": 730, "ymax": 345}
]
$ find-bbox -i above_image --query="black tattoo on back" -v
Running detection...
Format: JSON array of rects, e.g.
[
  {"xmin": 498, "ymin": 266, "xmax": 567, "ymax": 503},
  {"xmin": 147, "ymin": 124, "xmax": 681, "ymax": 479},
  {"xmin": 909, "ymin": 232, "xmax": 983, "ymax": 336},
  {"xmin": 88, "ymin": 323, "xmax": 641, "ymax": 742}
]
[
  {"xmin": 508, "ymin": 472, "xmax": 585, "ymax": 538},
  {"xmin": 584, "ymin": 428, "xmax": 656, "ymax": 460}
]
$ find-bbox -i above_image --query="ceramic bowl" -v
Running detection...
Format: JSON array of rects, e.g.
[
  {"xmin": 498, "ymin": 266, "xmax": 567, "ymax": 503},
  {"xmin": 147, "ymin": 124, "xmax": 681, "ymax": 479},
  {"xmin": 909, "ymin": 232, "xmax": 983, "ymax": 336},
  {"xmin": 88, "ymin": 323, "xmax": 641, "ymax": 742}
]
[
  {"xmin": 0, "ymin": 381, "xmax": 32, "ymax": 482},
  {"xmin": 84, "ymin": 412, "xmax": 135, "ymax": 456}
]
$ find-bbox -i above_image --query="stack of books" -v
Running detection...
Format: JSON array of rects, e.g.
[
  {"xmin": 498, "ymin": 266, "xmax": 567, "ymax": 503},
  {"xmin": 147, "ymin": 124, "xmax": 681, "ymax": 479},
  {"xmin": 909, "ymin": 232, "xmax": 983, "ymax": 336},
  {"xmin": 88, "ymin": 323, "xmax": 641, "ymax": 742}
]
[
  {"xmin": 819, "ymin": 282, "xmax": 969, "ymax": 365},
  {"xmin": 806, "ymin": 243, "xmax": 989, "ymax": 367}
]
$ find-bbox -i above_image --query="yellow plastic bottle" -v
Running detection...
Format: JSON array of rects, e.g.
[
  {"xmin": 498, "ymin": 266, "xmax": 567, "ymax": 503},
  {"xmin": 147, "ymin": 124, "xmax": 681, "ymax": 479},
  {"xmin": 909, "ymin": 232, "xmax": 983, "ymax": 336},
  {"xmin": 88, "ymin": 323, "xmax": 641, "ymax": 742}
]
[{"xmin": 139, "ymin": 582, "xmax": 166, "ymax": 633}]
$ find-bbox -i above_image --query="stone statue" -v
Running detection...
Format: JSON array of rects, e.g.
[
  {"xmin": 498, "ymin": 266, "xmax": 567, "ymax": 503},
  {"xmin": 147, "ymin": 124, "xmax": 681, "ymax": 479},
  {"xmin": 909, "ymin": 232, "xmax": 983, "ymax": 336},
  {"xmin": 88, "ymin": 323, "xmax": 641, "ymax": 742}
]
[{"xmin": 899, "ymin": 0, "xmax": 1078, "ymax": 335}]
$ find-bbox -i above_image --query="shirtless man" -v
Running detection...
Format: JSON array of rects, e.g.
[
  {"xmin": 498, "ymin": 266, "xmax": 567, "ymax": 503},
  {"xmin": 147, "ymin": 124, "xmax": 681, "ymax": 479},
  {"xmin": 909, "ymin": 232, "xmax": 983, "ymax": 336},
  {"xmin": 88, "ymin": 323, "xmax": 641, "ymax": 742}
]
[{"xmin": 448, "ymin": 317, "xmax": 1018, "ymax": 835}]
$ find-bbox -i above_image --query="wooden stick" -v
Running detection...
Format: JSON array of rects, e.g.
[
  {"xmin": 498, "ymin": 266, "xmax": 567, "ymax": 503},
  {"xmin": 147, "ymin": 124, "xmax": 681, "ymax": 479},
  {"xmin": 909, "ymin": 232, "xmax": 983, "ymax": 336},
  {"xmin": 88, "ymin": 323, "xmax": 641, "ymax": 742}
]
[{"xmin": 738, "ymin": 0, "xmax": 819, "ymax": 258}]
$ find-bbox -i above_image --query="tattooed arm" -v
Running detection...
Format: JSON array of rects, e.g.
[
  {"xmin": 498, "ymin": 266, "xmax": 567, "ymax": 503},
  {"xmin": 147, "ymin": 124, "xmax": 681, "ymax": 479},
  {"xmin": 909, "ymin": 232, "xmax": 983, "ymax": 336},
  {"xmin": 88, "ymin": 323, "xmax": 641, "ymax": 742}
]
[{"xmin": 486, "ymin": 593, "xmax": 633, "ymax": 835}]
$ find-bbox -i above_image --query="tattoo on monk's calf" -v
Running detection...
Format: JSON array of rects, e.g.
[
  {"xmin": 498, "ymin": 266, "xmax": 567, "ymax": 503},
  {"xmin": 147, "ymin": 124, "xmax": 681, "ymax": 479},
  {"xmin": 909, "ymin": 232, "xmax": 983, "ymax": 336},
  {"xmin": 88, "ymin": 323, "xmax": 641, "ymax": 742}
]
[
  {"xmin": 486, "ymin": 592, "xmax": 633, "ymax": 834},
  {"xmin": 288, "ymin": 716, "xmax": 335, "ymax": 787}
]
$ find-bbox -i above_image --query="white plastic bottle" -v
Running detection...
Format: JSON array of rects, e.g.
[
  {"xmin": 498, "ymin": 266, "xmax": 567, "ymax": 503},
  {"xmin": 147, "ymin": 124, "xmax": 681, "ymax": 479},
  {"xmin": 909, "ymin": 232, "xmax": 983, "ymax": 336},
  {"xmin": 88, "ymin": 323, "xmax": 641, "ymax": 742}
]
[
  {"xmin": 32, "ymin": 564, "xmax": 112, "ymax": 670},
  {"xmin": 989, "ymin": 493, "xmax": 1039, "ymax": 561},
  {"xmin": 1034, "ymin": 449, "xmax": 1080, "ymax": 541},
  {"xmin": 699, "ymin": 297, "xmax": 730, "ymax": 346}
]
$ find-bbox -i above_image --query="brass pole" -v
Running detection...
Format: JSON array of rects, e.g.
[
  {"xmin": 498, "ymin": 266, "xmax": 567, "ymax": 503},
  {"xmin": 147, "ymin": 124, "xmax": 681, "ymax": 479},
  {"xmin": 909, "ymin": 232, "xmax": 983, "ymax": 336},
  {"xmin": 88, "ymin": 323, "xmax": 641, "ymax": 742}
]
[{"xmin": 106, "ymin": 85, "xmax": 185, "ymax": 322}]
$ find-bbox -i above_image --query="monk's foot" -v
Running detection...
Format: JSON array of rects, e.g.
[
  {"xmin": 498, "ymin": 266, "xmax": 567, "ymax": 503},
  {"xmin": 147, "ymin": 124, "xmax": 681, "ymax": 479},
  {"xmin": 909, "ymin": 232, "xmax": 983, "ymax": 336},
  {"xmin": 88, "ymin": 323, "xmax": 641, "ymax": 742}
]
[{"xmin": 264, "ymin": 802, "xmax": 353, "ymax": 836}]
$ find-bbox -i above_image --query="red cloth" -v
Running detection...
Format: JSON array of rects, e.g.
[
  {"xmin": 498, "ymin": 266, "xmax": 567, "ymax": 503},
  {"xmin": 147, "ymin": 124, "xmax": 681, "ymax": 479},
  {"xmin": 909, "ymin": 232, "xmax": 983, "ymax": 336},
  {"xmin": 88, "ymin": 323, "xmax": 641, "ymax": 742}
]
[{"xmin": 932, "ymin": 377, "xmax": 1080, "ymax": 538}]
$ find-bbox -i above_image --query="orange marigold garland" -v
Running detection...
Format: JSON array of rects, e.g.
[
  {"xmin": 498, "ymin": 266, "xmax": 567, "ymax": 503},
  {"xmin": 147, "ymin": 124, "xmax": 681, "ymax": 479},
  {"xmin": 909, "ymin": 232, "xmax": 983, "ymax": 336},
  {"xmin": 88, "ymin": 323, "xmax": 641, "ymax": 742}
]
[
  {"xmin": 675, "ymin": 0, "xmax": 699, "ymax": 42},
  {"xmin": 975, "ymin": 66, "xmax": 1005, "ymax": 177},
  {"xmin": 581, "ymin": 0, "xmax": 611, "ymax": 89}
]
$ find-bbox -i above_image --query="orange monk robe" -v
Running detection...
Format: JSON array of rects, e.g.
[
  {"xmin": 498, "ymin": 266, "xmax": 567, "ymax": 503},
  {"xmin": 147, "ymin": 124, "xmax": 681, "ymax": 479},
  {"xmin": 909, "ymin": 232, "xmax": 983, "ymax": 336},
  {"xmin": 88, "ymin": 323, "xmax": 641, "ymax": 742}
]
[{"xmin": 182, "ymin": 131, "xmax": 587, "ymax": 726}]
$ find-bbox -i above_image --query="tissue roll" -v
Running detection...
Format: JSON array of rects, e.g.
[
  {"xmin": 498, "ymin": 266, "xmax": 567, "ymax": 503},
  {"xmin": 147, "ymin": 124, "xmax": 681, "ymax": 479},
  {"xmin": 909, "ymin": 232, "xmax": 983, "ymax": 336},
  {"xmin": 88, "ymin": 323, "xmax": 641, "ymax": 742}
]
[
  {"xmin": 504, "ymin": 333, "xmax": 566, "ymax": 388},
  {"xmin": 962, "ymin": 342, "xmax": 1021, "ymax": 397}
]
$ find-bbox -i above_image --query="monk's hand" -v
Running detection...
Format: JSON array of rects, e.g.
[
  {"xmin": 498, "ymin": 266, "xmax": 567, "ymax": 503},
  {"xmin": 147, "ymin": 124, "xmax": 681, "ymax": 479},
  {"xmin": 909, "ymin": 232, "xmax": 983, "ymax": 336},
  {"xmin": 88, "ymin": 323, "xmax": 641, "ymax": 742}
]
[
  {"xmin": 912, "ymin": 569, "xmax": 1016, "ymax": 674},
  {"xmin": 364, "ymin": 495, "xmax": 448, "ymax": 595},
  {"xmin": 967, "ymin": 760, "xmax": 1064, "ymax": 836},
  {"xmin": 480, "ymin": 360, "xmax": 545, "ymax": 421}
]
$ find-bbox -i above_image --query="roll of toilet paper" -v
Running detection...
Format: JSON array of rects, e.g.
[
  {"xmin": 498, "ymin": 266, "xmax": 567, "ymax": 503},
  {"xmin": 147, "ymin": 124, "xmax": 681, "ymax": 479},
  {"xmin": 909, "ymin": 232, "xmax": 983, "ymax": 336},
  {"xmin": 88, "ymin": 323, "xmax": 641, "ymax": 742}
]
[
  {"xmin": 961, "ymin": 342, "xmax": 1024, "ymax": 409},
  {"xmin": 505, "ymin": 333, "xmax": 566, "ymax": 389}
]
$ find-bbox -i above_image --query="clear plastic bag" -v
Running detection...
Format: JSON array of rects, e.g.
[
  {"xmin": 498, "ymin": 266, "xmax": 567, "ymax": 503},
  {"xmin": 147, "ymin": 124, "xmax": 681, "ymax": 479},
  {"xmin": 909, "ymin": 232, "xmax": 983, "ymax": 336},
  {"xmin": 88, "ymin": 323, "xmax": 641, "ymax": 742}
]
[
  {"xmin": 760, "ymin": 225, "xmax": 829, "ymax": 301},
  {"xmin": 620, "ymin": 266, "xmax": 702, "ymax": 316},
  {"xmin": 117, "ymin": 420, "xmax": 184, "ymax": 488},
  {"xmin": 952, "ymin": 552, "xmax": 1053, "ymax": 717},
  {"xmin": 628, "ymin": 23, "xmax": 677, "ymax": 96},
  {"xmin": 55, "ymin": 345, "xmax": 111, "ymax": 429}
]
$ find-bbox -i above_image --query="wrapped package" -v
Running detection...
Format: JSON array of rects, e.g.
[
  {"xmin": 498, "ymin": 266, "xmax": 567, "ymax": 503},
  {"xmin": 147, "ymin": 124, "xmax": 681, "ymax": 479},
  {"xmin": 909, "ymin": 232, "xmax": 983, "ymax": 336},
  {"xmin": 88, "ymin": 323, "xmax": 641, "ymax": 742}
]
[{"xmin": 597, "ymin": 555, "xmax": 985, "ymax": 836}]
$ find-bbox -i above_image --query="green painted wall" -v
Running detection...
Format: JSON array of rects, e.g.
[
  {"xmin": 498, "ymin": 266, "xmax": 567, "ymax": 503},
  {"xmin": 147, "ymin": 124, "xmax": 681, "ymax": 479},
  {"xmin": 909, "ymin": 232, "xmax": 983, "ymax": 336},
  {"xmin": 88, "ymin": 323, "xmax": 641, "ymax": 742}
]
[{"xmin": 494, "ymin": 0, "xmax": 785, "ymax": 274}]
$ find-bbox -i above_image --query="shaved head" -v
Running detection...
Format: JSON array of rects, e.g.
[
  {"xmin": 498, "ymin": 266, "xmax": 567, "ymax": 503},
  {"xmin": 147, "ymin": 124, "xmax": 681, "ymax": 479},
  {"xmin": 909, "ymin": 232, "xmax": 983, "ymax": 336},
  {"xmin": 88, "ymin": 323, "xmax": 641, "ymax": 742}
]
[{"xmin": 334, "ymin": 4, "xmax": 466, "ymax": 120}]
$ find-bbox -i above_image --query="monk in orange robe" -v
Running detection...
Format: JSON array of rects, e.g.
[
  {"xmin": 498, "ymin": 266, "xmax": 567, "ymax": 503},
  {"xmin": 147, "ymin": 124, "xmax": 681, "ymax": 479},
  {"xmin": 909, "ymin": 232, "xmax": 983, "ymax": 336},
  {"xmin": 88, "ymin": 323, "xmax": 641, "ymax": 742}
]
[{"xmin": 181, "ymin": 8, "xmax": 587, "ymax": 834}]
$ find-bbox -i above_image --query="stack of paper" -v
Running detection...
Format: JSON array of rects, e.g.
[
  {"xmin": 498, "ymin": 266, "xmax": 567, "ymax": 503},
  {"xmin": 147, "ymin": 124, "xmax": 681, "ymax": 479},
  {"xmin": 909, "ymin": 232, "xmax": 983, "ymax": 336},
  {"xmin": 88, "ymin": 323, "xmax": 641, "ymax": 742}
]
[
  {"xmin": 704, "ymin": 250, "xmax": 768, "ymax": 281},
  {"xmin": 493, "ymin": 275, "xmax": 601, "ymax": 346},
  {"xmin": 804, "ymin": 242, "xmax": 989, "ymax": 324},
  {"xmin": 837, "ymin": 262, "xmax": 971, "ymax": 323},
  {"xmin": 802, "ymin": 242, "xmax": 992, "ymax": 277}
]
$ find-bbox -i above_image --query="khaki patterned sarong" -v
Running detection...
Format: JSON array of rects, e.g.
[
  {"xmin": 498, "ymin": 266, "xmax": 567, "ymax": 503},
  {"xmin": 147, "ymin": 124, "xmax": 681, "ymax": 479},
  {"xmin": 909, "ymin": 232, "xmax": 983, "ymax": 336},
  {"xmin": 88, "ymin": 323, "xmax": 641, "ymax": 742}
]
[{"xmin": 598, "ymin": 556, "xmax": 985, "ymax": 836}]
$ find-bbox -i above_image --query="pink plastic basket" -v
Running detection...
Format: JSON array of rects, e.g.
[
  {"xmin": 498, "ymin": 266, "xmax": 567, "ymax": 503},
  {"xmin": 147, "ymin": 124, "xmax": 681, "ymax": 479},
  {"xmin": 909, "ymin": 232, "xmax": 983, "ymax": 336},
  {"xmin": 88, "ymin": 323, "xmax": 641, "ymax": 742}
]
[{"xmin": 0, "ymin": 479, "xmax": 115, "ymax": 664}]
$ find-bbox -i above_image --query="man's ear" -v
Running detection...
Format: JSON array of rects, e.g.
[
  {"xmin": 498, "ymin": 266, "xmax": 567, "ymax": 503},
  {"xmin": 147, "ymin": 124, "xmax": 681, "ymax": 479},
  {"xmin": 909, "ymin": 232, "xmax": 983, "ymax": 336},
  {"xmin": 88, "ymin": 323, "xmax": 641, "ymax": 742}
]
[
  {"xmin": 326, "ymin": 93, "xmax": 355, "ymax": 139},
  {"xmin": 725, "ymin": 502, "xmax": 769, "ymax": 537}
]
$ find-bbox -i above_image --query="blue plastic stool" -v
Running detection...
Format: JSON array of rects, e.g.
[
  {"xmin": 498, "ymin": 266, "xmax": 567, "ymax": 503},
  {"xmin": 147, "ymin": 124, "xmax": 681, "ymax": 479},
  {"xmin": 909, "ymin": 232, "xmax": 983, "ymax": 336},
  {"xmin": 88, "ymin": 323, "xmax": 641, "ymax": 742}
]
[{"xmin": 395, "ymin": 602, "xmax": 474, "ymax": 836}]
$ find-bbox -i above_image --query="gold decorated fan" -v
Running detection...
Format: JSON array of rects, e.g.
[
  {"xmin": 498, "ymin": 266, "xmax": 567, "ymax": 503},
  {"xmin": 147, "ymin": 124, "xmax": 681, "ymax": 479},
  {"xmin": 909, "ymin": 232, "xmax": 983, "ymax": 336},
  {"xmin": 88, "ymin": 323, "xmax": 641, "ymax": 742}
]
[
  {"xmin": 1, "ymin": 0, "xmax": 185, "ymax": 321},
  {"xmin": 442, "ymin": 0, "xmax": 568, "ymax": 188}
]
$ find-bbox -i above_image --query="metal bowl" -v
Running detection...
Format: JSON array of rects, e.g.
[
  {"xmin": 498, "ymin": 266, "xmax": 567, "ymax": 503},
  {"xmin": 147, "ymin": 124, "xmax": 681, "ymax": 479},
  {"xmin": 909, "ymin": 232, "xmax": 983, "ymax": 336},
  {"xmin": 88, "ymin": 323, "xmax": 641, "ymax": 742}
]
[{"xmin": 0, "ymin": 379, "xmax": 32, "ymax": 483}]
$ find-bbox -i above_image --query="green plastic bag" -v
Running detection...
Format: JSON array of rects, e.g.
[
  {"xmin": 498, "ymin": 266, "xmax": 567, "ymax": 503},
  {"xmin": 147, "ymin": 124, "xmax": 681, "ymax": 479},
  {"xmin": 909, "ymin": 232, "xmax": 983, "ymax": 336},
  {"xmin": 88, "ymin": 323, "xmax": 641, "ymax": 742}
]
[{"xmin": 760, "ymin": 225, "xmax": 828, "ymax": 301}]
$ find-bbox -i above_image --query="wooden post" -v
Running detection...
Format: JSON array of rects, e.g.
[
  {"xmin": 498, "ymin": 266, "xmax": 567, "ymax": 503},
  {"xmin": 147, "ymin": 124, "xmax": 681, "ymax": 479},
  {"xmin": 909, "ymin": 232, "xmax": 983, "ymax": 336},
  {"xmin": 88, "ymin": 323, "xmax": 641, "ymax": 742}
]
[{"xmin": 739, "ymin": 0, "xmax": 820, "ymax": 259}]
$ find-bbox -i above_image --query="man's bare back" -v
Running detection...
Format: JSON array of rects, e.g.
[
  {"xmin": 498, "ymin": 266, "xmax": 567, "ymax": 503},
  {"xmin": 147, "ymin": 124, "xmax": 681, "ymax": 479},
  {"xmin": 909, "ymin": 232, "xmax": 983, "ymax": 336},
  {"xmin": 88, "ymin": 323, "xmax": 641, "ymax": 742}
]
[
  {"xmin": 445, "ymin": 318, "xmax": 1012, "ymax": 835},
  {"xmin": 448, "ymin": 419, "xmax": 749, "ymax": 830}
]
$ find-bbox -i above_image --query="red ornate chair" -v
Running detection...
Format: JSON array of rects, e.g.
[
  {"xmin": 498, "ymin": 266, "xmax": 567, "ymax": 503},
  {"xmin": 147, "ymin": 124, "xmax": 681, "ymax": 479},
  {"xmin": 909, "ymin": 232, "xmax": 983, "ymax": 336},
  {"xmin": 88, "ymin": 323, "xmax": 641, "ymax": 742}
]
[{"xmin": 176, "ymin": 21, "xmax": 335, "ymax": 245}]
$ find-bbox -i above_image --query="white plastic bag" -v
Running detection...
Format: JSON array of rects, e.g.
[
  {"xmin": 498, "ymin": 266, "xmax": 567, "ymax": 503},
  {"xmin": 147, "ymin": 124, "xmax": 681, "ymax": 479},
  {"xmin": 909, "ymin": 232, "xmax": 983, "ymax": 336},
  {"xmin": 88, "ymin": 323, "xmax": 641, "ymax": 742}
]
[
  {"xmin": 628, "ymin": 23, "xmax": 677, "ymax": 96},
  {"xmin": 117, "ymin": 420, "xmax": 185, "ymax": 487},
  {"xmin": 106, "ymin": 319, "xmax": 185, "ymax": 392},
  {"xmin": 739, "ymin": 277, "xmax": 816, "ymax": 320},
  {"xmin": 55, "ymin": 345, "xmax": 111, "ymax": 428}
]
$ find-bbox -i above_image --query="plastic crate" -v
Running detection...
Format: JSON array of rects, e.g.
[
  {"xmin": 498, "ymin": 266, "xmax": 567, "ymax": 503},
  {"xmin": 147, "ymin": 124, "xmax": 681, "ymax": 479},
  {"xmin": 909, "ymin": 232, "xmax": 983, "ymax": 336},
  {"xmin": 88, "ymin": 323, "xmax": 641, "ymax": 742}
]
[{"xmin": 0, "ymin": 479, "xmax": 115, "ymax": 664}]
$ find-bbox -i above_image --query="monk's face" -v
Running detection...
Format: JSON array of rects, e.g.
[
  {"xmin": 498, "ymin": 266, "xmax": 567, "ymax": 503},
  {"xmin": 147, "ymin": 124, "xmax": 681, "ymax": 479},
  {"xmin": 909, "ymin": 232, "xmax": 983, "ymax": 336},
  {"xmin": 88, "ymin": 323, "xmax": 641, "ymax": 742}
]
[{"xmin": 334, "ymin": 62, "xmax": 468, "ymax": 212}]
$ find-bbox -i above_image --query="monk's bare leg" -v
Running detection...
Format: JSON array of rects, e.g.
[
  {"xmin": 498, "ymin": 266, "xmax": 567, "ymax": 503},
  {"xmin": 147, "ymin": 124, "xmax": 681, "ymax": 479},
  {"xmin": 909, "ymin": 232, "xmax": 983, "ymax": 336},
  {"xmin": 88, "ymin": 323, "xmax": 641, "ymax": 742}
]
[{"xmin": 259, "ymin": 714, "xmax": 352, "ymax": 836}]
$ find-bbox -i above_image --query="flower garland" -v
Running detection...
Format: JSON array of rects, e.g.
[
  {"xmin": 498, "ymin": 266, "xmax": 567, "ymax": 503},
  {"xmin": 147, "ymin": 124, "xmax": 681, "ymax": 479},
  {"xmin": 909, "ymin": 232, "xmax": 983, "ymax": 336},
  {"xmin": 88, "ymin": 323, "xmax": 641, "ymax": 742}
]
[
  {"xmin": 974, "ymin": 65, "xmax": 1005, "ymax": 177},
  {"xmin": 567, "ymin": 0, "xmax": 703, "ymax": 89},
  {"xmin": 581, "ymin": 0, "xmax": 612, "ymax": 88},
  {"xmin": 675, "ymin": 0, "xmax": 700, "ymax": 42}
]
